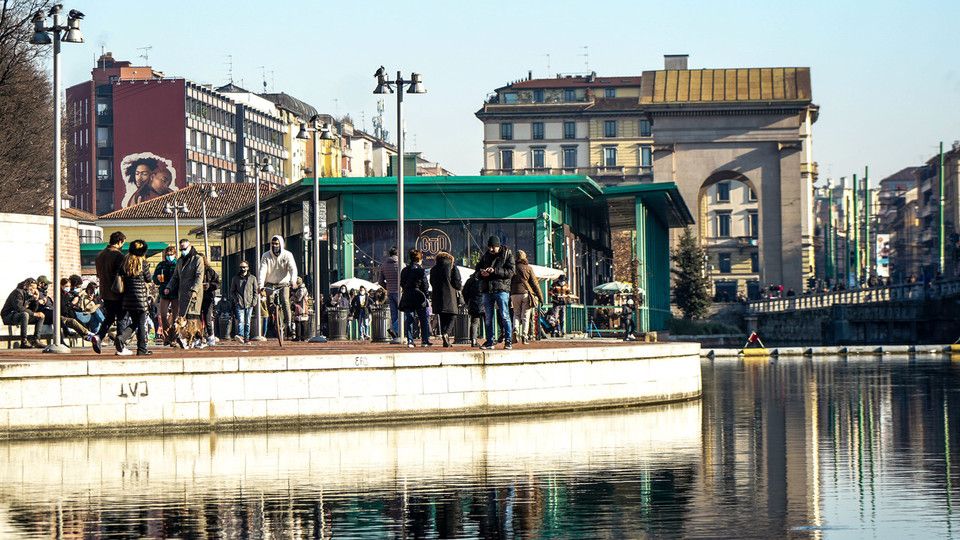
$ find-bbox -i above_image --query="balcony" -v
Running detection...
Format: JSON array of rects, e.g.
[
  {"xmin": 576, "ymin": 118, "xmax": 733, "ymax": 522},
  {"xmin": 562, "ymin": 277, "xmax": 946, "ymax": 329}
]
[
  {"xmin": 96, "ymin": 111, "xmax": 113, "ymax": 125},
  {"xmin": 736, "ymin": 235, "xmax": 759, "ymax": 248},
  {"xmin": 481, "ymin": 166, "xmax": 653, "ymax": 179}
]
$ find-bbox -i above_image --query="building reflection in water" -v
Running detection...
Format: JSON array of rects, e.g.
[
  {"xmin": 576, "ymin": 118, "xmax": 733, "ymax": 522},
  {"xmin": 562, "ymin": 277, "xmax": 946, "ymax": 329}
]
[{"xmin": 2, "ymin": 357, "xmax": 959, "ymax": 538}]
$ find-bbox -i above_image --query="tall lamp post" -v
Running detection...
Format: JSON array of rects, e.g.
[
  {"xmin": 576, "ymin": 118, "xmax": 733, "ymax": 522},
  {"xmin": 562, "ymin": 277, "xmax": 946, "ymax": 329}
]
[
  {"xmin": 30, "ymin": 5, "xmax": 84, "ymax": 354},
  {"xmin": 373, "ymin": 67, "xmax": 426, "ymax": 338},
  {"xmin": 296, "ymin": 117, "xmax": 337, "ymax": 342},
  {"xmin": 245, "ymin": 156, "xmax": 274, "ymax": 341},
  {"xmin": 164, "ymin": 200, "xmax": 189, "ymax": 245},
  {"xmin": 198, "ymin": 184, "xmax": 219, "ymax": 256}
]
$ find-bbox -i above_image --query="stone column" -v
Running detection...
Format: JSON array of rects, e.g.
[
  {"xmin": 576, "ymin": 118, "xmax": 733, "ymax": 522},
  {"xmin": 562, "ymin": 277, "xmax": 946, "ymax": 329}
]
[{"xmin": 778, "ymin": 142, "xmax": 804, "ymax": 291}]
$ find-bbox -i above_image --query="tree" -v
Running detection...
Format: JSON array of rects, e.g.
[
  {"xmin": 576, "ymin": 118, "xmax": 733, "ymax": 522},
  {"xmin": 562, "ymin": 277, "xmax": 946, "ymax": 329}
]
[
  {"xmin": 0, "ymin": 0, "xmax": 56, "ymax": 214},
  {"xmin": 671, "ymin": 227, "xmax": 711, "ymax": 319}
]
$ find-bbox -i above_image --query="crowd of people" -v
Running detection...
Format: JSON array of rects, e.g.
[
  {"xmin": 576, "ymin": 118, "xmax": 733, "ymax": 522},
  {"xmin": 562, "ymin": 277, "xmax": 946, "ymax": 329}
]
[{"xmin": 2, "ymin": 231, "xmax": 604, "ymax": 353}]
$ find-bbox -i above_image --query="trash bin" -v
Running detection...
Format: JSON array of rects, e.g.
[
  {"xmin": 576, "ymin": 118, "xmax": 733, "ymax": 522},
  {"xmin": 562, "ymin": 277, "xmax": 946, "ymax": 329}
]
[
  {"xmin": 326, "ymin": 308, "xmax": 349, "ymax": 341},
  {"xmin": 454, "ymin": 305, "xmax": 471, "ymax": 344},
  {"xmin": 370, "ymin": 306, "xmax": 391, "ymax": 343},
  {"xmin": 217, "ymin": 314, "xmax": 232, "ymax": 339}
]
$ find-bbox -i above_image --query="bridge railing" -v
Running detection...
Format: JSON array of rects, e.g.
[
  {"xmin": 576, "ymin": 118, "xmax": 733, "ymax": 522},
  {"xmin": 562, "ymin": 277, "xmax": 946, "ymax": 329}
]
[{"xmin": 747, "ymin": 279, "xmax": 960, "ymax": 314}]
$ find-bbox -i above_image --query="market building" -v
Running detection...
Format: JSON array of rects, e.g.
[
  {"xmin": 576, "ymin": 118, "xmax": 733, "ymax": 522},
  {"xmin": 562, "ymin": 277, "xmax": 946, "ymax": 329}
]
[{"xmin": 208, "ymin": 174, "xmax": 692, "ymax": 332}]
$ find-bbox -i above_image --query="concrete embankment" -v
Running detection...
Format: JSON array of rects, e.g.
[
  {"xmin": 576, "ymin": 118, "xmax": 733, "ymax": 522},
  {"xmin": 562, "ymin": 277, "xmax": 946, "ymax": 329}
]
[
  {"xmin": 0, "ymin": 342, "xmax": 701, "ymax": 439},
  {"xmin": 700, "ymin": 344, "xmax": 953, "ymax": 358}
]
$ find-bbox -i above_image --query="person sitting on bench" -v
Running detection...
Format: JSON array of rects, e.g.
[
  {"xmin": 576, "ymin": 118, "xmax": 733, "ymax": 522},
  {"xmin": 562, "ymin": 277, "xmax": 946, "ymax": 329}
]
[{"xmin": 1, "ymin": 278, "xmax": 45, "ymax": 349}]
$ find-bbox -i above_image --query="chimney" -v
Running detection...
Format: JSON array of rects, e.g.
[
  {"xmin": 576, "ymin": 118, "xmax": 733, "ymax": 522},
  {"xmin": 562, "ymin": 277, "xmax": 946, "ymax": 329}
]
[
  {"xmin": 528, "ymin": 70, "xmax": 533, "ymax": 80},
  {"xmin": 664, "ymin": 54, "xmax": 689, "ymax": 70}
]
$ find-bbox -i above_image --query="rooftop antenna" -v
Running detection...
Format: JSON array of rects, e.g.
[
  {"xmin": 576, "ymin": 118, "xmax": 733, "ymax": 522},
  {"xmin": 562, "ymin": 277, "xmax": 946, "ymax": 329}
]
[
  {"xmin": 360, "ymin": 110, "xmax": 366, "ymax": 132},
  {"xmin": 579, "ymin": 45, "xmax": 590, "ymax": 70},
  {"xmin": 543, "ymin": 53, "xmax": 551, "ymax": 75},
  {"xmin": 137, "ymin": 45, "xmax": 152, "ymax": 65},
  {"xmin": 333, "ymin": 98, "xmax": 340, "ymax": 117},
  {"xmin": 225, "ymin": 55, "xmax": 234, "ymax": 83},
  {"xmin": 258, "ymin": 65, "xmax": 266, "ymax": 92}
]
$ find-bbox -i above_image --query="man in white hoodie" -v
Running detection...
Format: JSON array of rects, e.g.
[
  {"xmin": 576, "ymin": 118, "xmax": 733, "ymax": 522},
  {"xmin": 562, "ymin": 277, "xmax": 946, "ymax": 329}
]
[{"xmin": 259, "ymin": 235, "xmax": 298, "ymax": 334}]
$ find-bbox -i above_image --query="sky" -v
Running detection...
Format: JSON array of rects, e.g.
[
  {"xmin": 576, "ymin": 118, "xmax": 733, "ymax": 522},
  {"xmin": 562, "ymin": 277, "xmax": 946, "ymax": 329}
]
[{"xmin": 60, "ymin": 0, "xmax": 960, "ymax": 185}]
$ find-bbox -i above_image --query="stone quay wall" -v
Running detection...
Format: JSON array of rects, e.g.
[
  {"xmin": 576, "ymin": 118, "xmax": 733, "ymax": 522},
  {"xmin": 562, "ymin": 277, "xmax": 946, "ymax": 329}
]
[{"xmin": 0, "ymin": 343, "xmax": 701, "ymax": 439}]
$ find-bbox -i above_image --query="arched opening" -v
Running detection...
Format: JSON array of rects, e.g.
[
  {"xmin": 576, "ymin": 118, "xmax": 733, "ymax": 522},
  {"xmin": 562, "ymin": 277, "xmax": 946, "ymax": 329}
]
[{"xmin": 697, "ymin": 170, "xmax": 761, "ymax": 301}]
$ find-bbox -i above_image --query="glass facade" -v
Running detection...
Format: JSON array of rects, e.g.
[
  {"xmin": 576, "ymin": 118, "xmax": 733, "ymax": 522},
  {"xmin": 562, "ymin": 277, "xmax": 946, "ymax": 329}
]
[{"xmin": 340, "ymin": 220, "xmax": 537, "ymax": 282}]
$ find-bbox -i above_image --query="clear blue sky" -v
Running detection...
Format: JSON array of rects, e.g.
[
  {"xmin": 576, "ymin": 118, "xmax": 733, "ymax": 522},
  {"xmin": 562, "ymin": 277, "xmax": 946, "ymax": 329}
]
[{"xmin": 61, "ymin": 0, "xmax": 960, "ymax": 184}]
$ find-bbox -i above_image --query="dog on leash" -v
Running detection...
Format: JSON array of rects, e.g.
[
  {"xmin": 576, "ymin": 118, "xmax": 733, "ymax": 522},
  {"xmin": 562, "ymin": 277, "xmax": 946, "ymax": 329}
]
[{"xmin": 172, "ymin": 316, "xmax": 205, "ymax": 349}]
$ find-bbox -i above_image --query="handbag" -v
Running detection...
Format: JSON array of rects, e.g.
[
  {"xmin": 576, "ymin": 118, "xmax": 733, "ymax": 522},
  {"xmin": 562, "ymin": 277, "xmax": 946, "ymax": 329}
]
[{"xmin": 111, "ymin": 272, "xmax": 124, "ymax": 295}]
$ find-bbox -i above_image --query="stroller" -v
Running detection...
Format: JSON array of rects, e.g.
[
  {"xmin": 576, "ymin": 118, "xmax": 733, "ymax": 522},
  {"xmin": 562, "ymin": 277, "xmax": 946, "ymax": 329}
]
[{"xmin": 540, "ymin": 304, "xmax": 563, "ymax": 337}]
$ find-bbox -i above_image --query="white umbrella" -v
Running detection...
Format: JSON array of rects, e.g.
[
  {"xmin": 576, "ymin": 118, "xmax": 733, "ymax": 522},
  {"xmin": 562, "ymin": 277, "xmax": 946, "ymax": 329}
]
[
  {"xmin": 594, "ymin": 281, "xmax": 632, "ymax": 294},
  {"xmin": 529, "ymin": 264, "xmax": 564, "ymax": 280},
  {"xmin": 329, "ymin": 277, "xmax": 380, "ymax": 291}
]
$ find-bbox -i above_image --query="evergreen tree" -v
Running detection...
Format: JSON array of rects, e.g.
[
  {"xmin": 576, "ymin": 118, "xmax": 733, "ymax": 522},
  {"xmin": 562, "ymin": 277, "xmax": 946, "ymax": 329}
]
[{"xmin": 671, "ymin": 227, "xmax": 711, "ymax": 319}]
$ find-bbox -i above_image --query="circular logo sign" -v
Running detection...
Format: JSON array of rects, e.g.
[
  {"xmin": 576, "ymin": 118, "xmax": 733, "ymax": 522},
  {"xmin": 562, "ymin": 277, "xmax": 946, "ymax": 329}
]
[{"xmin": 416, "ymin": 228, "xmax": 452, "ymax": 259}]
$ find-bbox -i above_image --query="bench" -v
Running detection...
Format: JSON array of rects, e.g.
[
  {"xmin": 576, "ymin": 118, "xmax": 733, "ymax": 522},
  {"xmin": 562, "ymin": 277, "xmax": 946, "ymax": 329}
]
[{"xmin": 1, "ymin": 324, "xmax": 84, "ymax": 349}]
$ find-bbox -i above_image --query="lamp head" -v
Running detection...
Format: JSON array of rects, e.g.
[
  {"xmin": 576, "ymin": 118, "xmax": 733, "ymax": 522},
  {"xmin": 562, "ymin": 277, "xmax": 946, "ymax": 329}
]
[
  {"xmin": 181, "ymin": 204, "xmax": 190, "ymax": 214},
  {"xmin": 407, "ymin": 72, "xmax": 426, "ymax": 94},
  {"xmin": 63, "ymin": 9, "xmax": 84, "ymax": 43},
  {"xmin": 259, "ymin": 157, "xmax": 275, "ymax": 175},
  {"xmin": 295, "ymin": 122, "xmax": 310, "ymax": 140},
  {"xmin": 29, "ymin": 11, "xmax": 51, "ymax": 45},
  {"xmin": 319, "ymin": 123, "xmax": 336, "ymax": 140},
  {"xmin": 208, "ymin": 186, "xmax": 219, "ymax": 199},
  {"xmin": 163, "ymin": 202, "xmax": 173, "ymax": 215}
]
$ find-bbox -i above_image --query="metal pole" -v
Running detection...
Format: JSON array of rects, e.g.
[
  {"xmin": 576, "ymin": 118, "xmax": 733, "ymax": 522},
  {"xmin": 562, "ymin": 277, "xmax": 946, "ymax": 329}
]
[
  {"xmin": 46, "ymin": 11, "xmax": 68, "ymax": 353},
  {"xmin": 863, "ymin": 166, "xmax": 870, "ymax": 279},
  {"xmin": 850, "ymin": 174, "xmax": 860, "ymax": 289},
  {"xmin": 826, "ymin": 185, "xmax": 834, "ymax": 284},
  {"xmin": 253, "ymin": 160, "xmax": 264, "ymax": 340},
  {"xmin": 939, "ymin": 141, "xmax": 945, "ymax": 275},
  {"xmin": 396, "ymin": 72, "xmax": 405, "ymax": 338},
  {"xmin": 309, "ymin": 124, "xmax": 325, "ymax": 341},
  {"xmin": 202, "ymin": 197, "xmax": 210, "ymax": 257},
  {"xmin": 173, "ymin": 207, "xmax": 180, "ymax": 244}
]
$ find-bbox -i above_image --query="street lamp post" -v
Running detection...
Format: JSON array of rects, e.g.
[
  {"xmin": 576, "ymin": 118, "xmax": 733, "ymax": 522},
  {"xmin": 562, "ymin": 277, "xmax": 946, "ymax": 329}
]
[
  {"xmin": 164, "ymin": 200, "xmax": 189, "ymax": 245},
  {"xmin": 373, "ymin": 67, "xmax": 426, "ymax": 340},
  {"xmin": 245, "ymin": 156, "xmax": 274, "ymax": 341},
  {"xmin": 296, "ymin": 118, "xmax": 337, "ymax": 342},
  {"xmin": 30, "ymin": 5, "xmax": 84, "ymax": 354},
  {"xmin": 198, "ymin": 184, "xmax": 219, "ymax": 257}
]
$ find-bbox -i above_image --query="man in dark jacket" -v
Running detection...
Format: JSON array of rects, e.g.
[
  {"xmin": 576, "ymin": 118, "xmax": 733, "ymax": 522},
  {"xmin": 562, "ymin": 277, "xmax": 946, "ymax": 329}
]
[
  {"xmin": 377, "ymin": 247, "xmax": 401, "ymax": 343},
  {"xmin": 1, "ymin": 278, "xmax": 44, "ymax": 348},
  {"xmin": 230, "ymin": 260, "xmax": 258, "ymax": 342},
  {"xmin": 152, "ymin": 245, "xmax": 178, "ymax": 344},
  {"xmin": 399, "ymin": 249, "xmax": 432, "ymax": 347},
  {"xmin": 474, "ymin": 235, "xmax": 515, "ymax": 350},
  {"xmin": 166, "ymin": 240, "xmax": 204, "ymax": 322},
  {"xmin": 94, "ymin": 231, "xmax": 127, "ymax": 353},
  {"xmin": 200, "ymin": 257, "xmax": 221, "ymax": 345}
]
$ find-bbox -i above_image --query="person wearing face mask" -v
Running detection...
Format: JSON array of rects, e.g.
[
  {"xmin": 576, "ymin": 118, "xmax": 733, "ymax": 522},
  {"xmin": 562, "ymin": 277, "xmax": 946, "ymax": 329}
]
[
  {"xmin": 152, "ymin": 245, "xmax": 178, "ymax": 345},
  {"xmin": 165, "ymin": 239, "xmax": 205, "ymax": 341},
  {"xmin": 258, "ymin": 235, "xmax": 298, "ymax": 336},
  {"xmin": 230, "ymin": 260, "xmax": 257, "ymax": 343}
]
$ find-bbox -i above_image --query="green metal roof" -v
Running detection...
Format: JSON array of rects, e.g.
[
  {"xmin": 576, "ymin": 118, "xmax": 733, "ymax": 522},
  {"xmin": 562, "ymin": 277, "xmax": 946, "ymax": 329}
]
[
  {"xmin": 602, "ymin": 182, "xmax": 695, "ymax": 228},
  {"xmin": 80, "ymin": 241, "xmax": 171, "ymax": 253},
  {"xmin": 301, "ymin": 174, "xmax": 604, "ymax": 197}
]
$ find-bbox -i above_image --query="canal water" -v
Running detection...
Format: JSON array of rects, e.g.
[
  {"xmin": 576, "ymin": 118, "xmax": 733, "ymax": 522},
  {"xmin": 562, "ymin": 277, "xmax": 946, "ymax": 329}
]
[{"xmin": 2, "ymin": 355, "xmax": 959, "ymax": 539}]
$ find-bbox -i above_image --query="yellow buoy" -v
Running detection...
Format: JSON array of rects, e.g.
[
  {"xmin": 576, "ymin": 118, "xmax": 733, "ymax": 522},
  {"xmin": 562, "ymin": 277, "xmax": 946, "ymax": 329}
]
[{"xmin": 740, "ymin": 348, "xmax": 770, "ymax": 358}]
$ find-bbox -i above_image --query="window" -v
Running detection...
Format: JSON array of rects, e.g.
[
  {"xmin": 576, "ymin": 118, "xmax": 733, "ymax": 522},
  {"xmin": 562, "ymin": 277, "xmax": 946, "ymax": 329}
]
[
  {"xmin": 749, "ymin": 211, "xmax": 759, "ymax": 238},
  {"xmin": 717, "ymin": 181, "xmax": 730, "ymax": 202},
  {"xmin": 640, "ymin": 145, "xmax": 652, "ymax": 169},
  {"xmin": 96, "ymin": 159, "xmax": 110, "ymax": 180},
  {"xmin": 500, "ymin": 123, "xmax": 513, "ymax": 141},
  {"xmin": 604, "ymin": 88, "xmax": 616, "ymax": 98},
  {"xmin": 718, "ymin": 253, "xmax": 732, "ymax": 274},
  {"xmin": 562, "ymin": 147, "xmax": 577, "ymax": 168},
  {"xmin": 503, "ymin": 92, "xmax": 518, "ymax": 104},
  {"xmin": 748, "ymin": 187, "xmax": 758, "ymax": 201},
  {"xmin": 563, "ymin": 89, "xmax": 576, "ymax": 101},
  {"xmin": 500, "ymin": 149, "xmax": 514, "ymax": 170},
  {"xmin": 96, "ymin": 127, "xmax": 111, "ymax": 148},
  {"xmin": 533, "ymin": 89, "xmax": 544, "ymax": 103},
  {"xmin": 603, "ymin": 147, "xmax": 617, "ymax": 167},
  {"xmin": 210, "ymin": 245, "xmax": 222, "ymax": 262},
  {"xmin": 190, "ymin": 130, "xmax": 198, "ymax": 148},
  {"xmin": 563, "ymin": 121, "xmax": 576, "ymax": 139},
  {"xmin": 604, "ymin": 120, "xmax": 617, "ymax": 138},
  {"xmin": 531, "ymin": 122, "xmax": 545, "ymax": 140},
  {"xmin": 750, "ymin": 252, "xmax": 760, "ymax": 273},
  {"xmin": 532, "ymin": 148, "xmax": 545, "ymax": 168},
  {"xmin": 639, "ymin": 118, "xmax": 652, "ymax": 137},
  {"xmin": 717, "ymin": 212, "xmax": 731, "ymax": 237}
]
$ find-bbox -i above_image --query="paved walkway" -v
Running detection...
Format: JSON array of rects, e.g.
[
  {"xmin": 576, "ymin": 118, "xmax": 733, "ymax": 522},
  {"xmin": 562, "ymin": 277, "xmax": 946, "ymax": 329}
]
[{"xmin": 0, "ymin": 337, "xmax": 644, "ymax": 362}]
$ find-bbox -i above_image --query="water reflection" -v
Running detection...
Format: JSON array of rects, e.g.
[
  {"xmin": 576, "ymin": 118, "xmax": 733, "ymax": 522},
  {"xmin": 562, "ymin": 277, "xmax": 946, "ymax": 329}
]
[{"xmin": 2, "ymin": 356, "xmax": 960, "ymax": 538}]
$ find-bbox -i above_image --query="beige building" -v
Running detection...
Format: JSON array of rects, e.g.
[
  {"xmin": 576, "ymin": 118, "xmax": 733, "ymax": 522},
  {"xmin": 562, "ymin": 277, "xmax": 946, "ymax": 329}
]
[{"xmin": 477, "ymin": 55, "xmax": 819, "ymax": 295}]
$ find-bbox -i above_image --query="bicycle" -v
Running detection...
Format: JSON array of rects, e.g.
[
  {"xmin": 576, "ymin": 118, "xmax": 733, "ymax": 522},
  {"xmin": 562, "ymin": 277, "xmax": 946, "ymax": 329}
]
[{"xmin": 262, "ymin": 283, "xmax": 290, "ymax": 348}]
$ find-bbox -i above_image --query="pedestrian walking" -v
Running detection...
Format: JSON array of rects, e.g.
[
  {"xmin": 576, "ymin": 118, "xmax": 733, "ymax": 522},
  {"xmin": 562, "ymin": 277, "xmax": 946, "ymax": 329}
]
[
  {"xmin": 351, "ymin": 285, "xmax": 371, "ymax": 340},
  {"xmin": 119, "ymin": 239, "xmax": 153, "ymax": 356},
  {"xmin": 399, "ymin": 249, "xmax": 432, "ymax": 348},
  {"xmin": 152, "ymin": 245, "xmax": 178, "ymax": 344},
  {"xmin": 462, "ymin": 274, "xmax": 484, "ymax": 347},
  {"xmin": 200, "ymin": 256, "xmax": 220, "ymax": 346},
  {"xmin": 509, "ymin": 249, "xmax": 543, "ymax": 345},
  {"xmin": 377, "ymin": 247, "xmax": 402, "ymax": 343},
  {"xmin": 291, "ymin": 276, "xmax": 310, "ymax": 341},
  {"xmin": 94, "ymin": 231, "xmax": 128, "ymax": 354},
  {"xmin": 229, "ymin": 260, "xmax": 257, "ymax": 342},
  {"xmin": 474, "ymin": 236, "xmax": 515, "ymax": 350},
  {"xmin": 166, "ymin": 239, "xmax": 205, "ymax": 347},
  {"xmin": 429, "ymin": 251, "xmax": 463, "ymax": 348}
]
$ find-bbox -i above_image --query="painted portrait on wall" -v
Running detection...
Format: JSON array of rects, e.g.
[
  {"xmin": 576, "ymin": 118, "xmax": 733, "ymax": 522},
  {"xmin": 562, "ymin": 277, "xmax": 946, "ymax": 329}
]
[{"xmin": 119, "ymin": 151, "xmax": 178, "ymax": 207}]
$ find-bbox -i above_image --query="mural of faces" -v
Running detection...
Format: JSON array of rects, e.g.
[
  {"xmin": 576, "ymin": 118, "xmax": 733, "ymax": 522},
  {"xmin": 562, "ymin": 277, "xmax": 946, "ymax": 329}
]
[{"xmin": 119, "ymin": 152, "xmax": 178, "ymax": 207}]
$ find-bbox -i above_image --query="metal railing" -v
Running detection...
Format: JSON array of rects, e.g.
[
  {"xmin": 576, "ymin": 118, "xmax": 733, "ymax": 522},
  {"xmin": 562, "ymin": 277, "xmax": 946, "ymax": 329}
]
[{"xmin": 748, "ymin": 278, "xmax": 960, "ymax": 313}]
